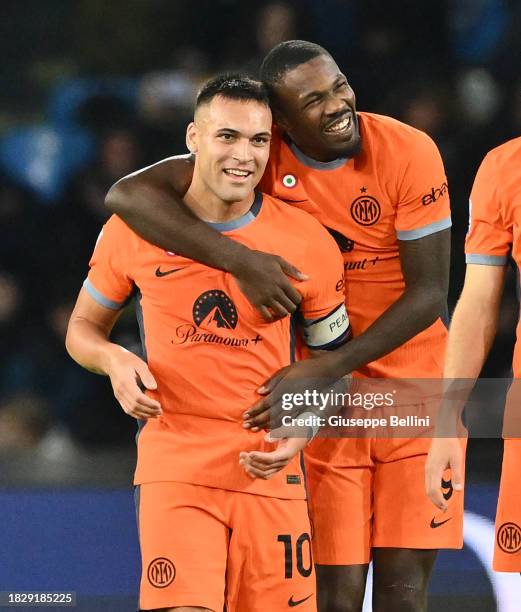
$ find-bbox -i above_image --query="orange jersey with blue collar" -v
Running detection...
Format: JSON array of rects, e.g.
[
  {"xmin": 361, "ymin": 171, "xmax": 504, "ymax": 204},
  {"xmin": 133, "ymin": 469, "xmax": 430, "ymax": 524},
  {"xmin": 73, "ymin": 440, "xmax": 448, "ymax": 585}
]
[
  {"xmin": 261, "ymin": 112, "xmax": 451, "ymax": 377},
  {"xmin": 85, "ymin": 192, "xmax": 348, "ymax": 498},
  {"xmin": 466, "ymin": 136, "xmax": 521, "ymax": 378}
]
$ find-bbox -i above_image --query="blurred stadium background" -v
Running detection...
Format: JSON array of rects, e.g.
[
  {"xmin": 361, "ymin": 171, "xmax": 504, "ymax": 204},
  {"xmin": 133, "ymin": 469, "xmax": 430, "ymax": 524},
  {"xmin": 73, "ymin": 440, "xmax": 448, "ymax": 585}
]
[{"xmin": 1, "ymin": 1, "xmax": 520, "ymax": 609}]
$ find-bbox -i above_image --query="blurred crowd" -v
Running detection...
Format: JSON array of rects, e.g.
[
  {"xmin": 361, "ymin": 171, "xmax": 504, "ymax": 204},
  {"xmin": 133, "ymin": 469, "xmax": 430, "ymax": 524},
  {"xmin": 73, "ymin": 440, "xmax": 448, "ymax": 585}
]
[{"xmin": 1, "ymin": 0, "xmax": 520, "ymax": 454}]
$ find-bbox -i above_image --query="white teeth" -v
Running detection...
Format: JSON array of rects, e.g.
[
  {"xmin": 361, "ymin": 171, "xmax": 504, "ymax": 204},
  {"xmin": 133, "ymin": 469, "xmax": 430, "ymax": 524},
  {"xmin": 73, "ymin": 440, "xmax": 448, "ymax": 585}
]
[
  {"xmin": 224, "ymin": 169, "xmax": 250, "ymax": 176},
  {"xmin": 326, "ymin": 115, "xmax": 351, "ymax": 133}
]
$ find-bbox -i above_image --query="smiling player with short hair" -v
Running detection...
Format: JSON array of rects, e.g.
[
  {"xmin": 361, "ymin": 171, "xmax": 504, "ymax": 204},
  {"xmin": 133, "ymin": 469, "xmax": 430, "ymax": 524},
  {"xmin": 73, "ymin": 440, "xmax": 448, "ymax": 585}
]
[{"xmin": 66, "ymin": 74, "xmax": 349, "ymax": 612}]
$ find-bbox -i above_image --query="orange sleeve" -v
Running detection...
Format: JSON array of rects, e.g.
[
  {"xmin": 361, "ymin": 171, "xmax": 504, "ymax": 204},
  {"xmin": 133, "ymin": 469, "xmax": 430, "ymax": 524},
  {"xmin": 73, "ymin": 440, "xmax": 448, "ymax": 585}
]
[
  {"xmin": 83, "ymin": 215, "xmax": 136, "ymax": 309},
  {"xmin": 297, "ymin": 220, "xmax": 350, "ymax": 350},
  {"xmin": 465, "ymin": 152, "xmax": 511, "ymax": 265},
  {"xmin": 395, "ymin": 130, "xmax": 452, "ymax": 240}
]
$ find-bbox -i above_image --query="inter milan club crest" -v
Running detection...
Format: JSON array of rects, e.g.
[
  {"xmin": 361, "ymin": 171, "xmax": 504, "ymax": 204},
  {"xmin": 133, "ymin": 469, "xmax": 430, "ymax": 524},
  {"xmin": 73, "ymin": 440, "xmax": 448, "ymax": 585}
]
[
  {"xmin": 497, "ymin": 522, "xmax": 521, "ymax": 554},
  {"xmin": 282, "ymin": 174, "xmax": 297, "ymax": 188},
  {"xmin": 148, "ymin": 557, "xmax": 176, "ymax": 588},
  {"xmin": 350, "ymin": 195, "xmax": 381, "ymax": 226}
]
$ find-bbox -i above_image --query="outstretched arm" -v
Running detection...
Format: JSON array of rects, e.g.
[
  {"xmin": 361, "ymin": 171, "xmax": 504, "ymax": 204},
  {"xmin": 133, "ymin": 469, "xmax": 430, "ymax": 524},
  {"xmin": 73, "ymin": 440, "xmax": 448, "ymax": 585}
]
[{"xmin": 106, "ymin": 156, "xmax": 306, "ymax": 320}]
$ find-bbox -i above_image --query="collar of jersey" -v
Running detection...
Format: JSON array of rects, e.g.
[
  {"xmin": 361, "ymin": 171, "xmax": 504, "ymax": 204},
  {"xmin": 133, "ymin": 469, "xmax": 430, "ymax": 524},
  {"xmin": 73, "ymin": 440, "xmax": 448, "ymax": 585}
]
[
  {"xmin": 285, "ymin": 135, "xmax": 349, "ymax": 170},
  {"xmin": 206, "ymin": 191, "xmax": 263, "ymax": 232}
]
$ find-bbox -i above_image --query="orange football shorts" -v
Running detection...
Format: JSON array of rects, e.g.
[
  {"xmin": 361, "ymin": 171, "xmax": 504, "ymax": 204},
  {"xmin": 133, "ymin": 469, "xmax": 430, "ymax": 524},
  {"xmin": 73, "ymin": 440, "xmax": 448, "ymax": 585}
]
[{"xmin": 136, "ymin": 481, "xmax": 317, "ymax": 611}]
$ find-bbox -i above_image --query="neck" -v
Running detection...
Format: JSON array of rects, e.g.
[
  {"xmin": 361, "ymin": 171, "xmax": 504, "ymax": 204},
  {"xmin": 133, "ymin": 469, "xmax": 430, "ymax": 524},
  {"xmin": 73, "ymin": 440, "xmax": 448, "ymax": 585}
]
[{"xmin": 184, "ymin": 175, "xmax": 254, "ymax": 223}]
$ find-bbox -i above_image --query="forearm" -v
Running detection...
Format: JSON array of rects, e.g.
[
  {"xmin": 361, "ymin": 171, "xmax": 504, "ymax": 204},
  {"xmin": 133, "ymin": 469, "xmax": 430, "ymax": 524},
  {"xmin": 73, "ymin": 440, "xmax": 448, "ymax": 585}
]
[
  {"xmin": 106, "ymin": 170, "xmax": 250, "ymax": 274},
  {"xmin": 443, "ymin": 298, "xmax": 498, "ymax": 380},
  {"xmin": 332, "ymin": 285, "xmax": 444, "ymax": 378},
  {"xmin": 65, "ymin": 318, "xmax": 121, "ymax": 376},
  {"xmin": 435, "ymin": 296, "xmax": 499, "ymax": 432}
]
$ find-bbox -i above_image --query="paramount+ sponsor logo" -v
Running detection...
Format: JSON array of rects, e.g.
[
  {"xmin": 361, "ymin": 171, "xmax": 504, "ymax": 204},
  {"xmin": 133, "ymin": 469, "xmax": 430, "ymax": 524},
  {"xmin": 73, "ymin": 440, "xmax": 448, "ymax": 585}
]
[
  {"xmin": 171, "ymin": 289, "xmax": 263, "ymax": 348},
  {"xmin": 497, "ymin": 522, "xmax": 521, "ymax": 554},
  {"xmin": 422, "ymin": 181, "xmax": 448, "ymax": 206}
]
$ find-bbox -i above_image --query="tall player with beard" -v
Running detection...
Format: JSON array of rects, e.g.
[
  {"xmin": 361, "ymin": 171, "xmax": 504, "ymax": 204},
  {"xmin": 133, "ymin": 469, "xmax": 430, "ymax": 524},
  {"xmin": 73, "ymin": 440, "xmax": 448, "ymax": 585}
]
[
  {"xmin": 105, "ymin": 42, "xmax": 458, "ymax": 612},
  {"xmin": 66, "ymin": 75, "xmax": 349, "ymax": 612}
]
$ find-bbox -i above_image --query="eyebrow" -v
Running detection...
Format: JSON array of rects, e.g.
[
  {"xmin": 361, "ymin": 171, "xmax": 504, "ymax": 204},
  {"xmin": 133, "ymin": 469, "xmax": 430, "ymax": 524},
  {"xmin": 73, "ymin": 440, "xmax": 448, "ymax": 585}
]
[
  {"xmin": 301, "ymin": 75, "xmax": 346, "ymax": 102},
  {"xmin": 216, "ymin": 128, "xmax": 271, "ymax": 138}
]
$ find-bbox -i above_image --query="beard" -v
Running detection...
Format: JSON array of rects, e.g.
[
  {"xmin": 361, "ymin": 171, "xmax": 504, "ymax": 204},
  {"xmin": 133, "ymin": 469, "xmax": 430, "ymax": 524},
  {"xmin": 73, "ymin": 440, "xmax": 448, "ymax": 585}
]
[{"xmin": 336, "ymin": 112, "xmax": 362, "ymax": 159}]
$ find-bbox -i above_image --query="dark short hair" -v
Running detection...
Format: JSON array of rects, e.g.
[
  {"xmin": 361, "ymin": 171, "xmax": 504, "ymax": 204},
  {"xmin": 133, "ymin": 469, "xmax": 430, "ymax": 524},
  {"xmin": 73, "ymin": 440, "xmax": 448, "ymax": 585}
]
[
  {"xmin": 195, "ymin": 74, "xmax": 270, "ymax": 111},
  {"xmin": 259, "ymin": 40, "xmax": 331, "ymax": 87}
]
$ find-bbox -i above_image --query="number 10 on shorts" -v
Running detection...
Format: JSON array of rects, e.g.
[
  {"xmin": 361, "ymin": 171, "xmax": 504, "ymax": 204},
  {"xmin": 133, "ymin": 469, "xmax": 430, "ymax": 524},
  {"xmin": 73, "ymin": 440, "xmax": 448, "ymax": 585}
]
[{"xmin": 278, "ymin": 533, "xmax": 313, "ymax": 578}]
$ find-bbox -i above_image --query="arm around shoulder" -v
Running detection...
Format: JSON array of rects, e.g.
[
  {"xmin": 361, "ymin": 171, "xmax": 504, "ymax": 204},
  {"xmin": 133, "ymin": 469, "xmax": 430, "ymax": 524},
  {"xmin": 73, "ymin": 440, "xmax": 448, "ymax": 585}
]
[{"xmin": 105, "ymin": 155, "xmax": 195, "ymax": 219}]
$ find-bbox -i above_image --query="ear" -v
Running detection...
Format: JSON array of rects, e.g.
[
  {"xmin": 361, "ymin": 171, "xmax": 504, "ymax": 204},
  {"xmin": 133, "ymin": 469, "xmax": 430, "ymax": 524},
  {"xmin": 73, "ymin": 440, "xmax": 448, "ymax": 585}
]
[{"xmin": 186, "ymin": 122, "xmax": 197, "ymax": 154}]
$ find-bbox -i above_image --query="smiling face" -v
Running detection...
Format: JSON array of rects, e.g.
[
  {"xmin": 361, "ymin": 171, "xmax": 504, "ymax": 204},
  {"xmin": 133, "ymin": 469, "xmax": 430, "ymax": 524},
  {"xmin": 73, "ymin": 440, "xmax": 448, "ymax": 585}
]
[
  {"xmin": 186, "ymin": 95, "xmax": 272, "ymax": 205},
  {"xmin": 271, "ymin": 54, "xmax": 361, "ymax": 162}
]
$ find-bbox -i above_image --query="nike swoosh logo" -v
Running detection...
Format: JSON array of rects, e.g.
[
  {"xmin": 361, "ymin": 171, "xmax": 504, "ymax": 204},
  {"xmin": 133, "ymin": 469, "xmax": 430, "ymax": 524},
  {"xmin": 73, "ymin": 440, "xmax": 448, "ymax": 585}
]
[
  {"xmin": 430, "ymin": 516, "xmax": 452, "ymax": 529},
  {"xmin": 155, "ymin": 266, "xmax": 181, "ymax": 277},
  {"xmin": 288, "ymin": 594, "xmax": 313, "ymax": 607}
]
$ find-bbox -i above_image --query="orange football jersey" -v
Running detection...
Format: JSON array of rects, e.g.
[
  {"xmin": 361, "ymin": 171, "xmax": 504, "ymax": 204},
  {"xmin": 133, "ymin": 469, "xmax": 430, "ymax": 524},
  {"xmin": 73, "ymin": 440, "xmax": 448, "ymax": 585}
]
[
  {"xmin": 261, "ymin": 112, "xmax": 451, "ymax": 377},
  {"xmin": 85, "ymin": 192, "xmax": 348, "ymax": 498},
  {"xmin": 466, "ymin": 136, "xmax": 521, "ymax": 378}
]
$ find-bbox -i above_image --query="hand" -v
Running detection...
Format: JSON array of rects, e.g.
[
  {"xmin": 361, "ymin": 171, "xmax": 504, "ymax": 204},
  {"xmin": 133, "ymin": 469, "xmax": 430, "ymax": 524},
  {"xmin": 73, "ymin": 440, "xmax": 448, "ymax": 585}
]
[
  {"xmin": 106, "ymin": 346, "xmax": 162, "ymax": 420},
  {"xmin": 239, "ymin": 428, "xmax": 310, "ymax": 479},
  {"xmin": 243, "ymin": 353, "xmax": 347, "ymax": 431},
  {"xmin": 425, "ymin": 438, "xmax": 464, "ymax": 510},
  {"xmin": 233, "ymin": 250, "xmax": 308, "ymax": 321}
]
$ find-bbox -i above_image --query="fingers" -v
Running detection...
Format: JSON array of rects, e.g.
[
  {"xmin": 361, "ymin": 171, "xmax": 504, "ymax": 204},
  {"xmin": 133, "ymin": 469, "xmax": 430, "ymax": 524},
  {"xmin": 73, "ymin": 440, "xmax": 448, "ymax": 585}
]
[
  {"xmin": 450, "ymin": 450, "xmax": 464, "ymax": 492},
  {"xmin": 118, "ymin": 394, "xmax": 162, "ymax": 420},
  {"xmin": 278, "ymin": 257, "xmax": 309, "ymax": 282},
  {"xmin": 268, "ymin": 299, "xmax": 292, "ymax": 319},
  {"xmin": 426, "ymin": 464, "xmax": 447, "ymax": 511},
  {"xmin": 426, "ymin": 441, "xmax": 465, "ymax": 511},
  {"xmin": 243, "ymin": 396, "xmax": 270, "ymax": 421},
  {"xmin": 242, "ymin": 464, "xmax": 281, "ymax": 479},
  {"xmin": 259, "ymin": 305, "xmax": 274, "ymax": 322},
  {"xmin": 257, "ymin": 365, "xmax": 291, "ymax": 395},
  {"xmin": 243, "ymin": 406, "xmax": 272, "ymax": 431},
  {"xmin": 112, "ymin": 377, "xmax": 162, "ymax": 420},
  {"xmin": 135, "ymin": 363, "xmax": 157, "ymax": 390},
  {"xmin": 281, "ymin": 280, "xmax": 304, "ymax": 306},
  {"xmin": 131, "ymin": 388, "xmax": 161, "ymax": 410},
  {"xmin": 241, "ymin": 450, "xmax": 289, "ymax": 466},
  {"xmin": 239, "ymin": 451, "xmax": 290, "ymax": 479},
  {"xmin": 274, "ymin": 291, "xmax": 300, "ymax": 315},
  {"xmin": 128, "ymin": 406, "xmax": 161, "ymax": 420},
  {"xmin": 244, "ymin": 396, "xmax": 286, "ymax": 430}
]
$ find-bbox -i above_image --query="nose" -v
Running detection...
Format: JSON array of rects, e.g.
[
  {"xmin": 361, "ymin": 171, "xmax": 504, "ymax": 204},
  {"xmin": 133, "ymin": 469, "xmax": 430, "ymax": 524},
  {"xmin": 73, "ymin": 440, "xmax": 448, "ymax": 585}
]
[
  {"xmin": 324, "ymin": 93, "xmax": 347, "ymax": 117},
  {"xmin": 232, "ymin": 137, "xmax": 254, "ymax": 163}
]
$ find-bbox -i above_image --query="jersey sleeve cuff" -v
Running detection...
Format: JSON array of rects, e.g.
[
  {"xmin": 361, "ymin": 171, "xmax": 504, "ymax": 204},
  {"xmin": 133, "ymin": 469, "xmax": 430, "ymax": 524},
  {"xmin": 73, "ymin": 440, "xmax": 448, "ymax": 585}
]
[
  {"xmin": 83, "ymin": 278, "xmax": 127, "ymax": 310},
  {"xmin": 396, "ymin": 216, "xmax": 452, "ymax": 241},
  {"xmin": 465, "ymin": 253, "xmax": 509, "ymax": 266}
]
